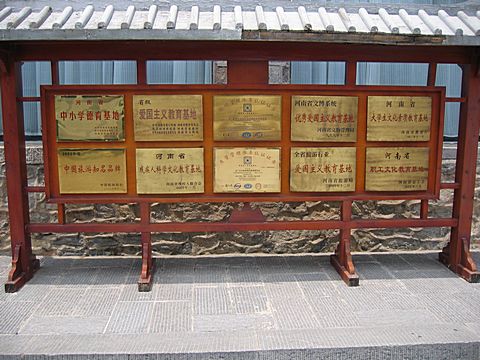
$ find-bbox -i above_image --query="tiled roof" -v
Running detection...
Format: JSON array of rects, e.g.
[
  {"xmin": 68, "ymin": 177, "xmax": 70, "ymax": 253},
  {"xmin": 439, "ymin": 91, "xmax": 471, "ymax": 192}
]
[{"xmin": 0, "ymin": 4, "xmax": 479, "ymax": 45}]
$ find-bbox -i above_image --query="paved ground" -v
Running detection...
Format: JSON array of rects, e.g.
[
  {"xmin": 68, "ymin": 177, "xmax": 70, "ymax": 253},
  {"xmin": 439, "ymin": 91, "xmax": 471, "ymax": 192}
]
[{"xmin": 0, "ymin": 251, "xmax": 479, "ymax": 359}]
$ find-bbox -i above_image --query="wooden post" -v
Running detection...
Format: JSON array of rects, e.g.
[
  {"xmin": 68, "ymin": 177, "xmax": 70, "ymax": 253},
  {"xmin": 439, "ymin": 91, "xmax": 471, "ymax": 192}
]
[
  {"xmin": 1, "ymin": 57, "xmax": 39, "ymax": 292},
  {"xmin": 329, "ymin": 61, "xmax": 359, "ymax": 286},
  {"xmin": 138, "ymin": 202, "xmax": 153, "ymax": 291},
  {"xmin": 331, "ymin": 200, "xmax": 359, "ymax": 286},
  {"xmin": 439, "ymin": 61, "xmax": 480, "ymax": 282}
]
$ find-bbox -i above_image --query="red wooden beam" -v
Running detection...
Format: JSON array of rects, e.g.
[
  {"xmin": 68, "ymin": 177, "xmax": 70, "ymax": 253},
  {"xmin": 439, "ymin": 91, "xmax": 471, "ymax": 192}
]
[
  {"xmin": 7, "ymin": 41, "xmax": 473, "ymax": 64},
  {"xmin": 27, "ymin": 217, "xmax": 457, "ymax": 233},
  {"xmin": 440, "ymin": 62, "xmax": 480, "ymax": 282}
]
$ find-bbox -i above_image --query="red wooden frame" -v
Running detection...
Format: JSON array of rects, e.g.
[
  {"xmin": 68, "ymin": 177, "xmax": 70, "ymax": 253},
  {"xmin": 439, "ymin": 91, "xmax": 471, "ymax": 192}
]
[
  {"xmin": 41, "ymin": 85, "xmax": 445, "ymax": 203},
  {"xmin": 1, "ymin": 41, "xmax": 478, "ymax": 292}
]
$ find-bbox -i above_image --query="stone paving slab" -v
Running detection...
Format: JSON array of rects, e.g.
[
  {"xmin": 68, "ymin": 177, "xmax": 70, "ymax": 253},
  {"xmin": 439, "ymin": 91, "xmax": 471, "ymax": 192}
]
[{"xmin": 0, "ymin": 252, "xmax": 479, "ymax": 359}]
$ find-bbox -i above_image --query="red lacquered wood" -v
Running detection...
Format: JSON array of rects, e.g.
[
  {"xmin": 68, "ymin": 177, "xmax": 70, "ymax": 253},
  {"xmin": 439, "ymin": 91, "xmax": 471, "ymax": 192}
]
[
  {"xmin": 26, "ymin": 186, "xmax": 45, "ymax": 193},
  {"xmin": 2, "ymin": 59, "xmax": 39, "ymax": 292},
  {"xmin": 440, "ymin": 183, "xmax": 460, "ymax": 189},
  {"xmin": 57, "ymin": 203, "xmax": 65, "ymax": 225},
  {"xmin": 420, "ymin": 199, "xmax": 429, "ymax": 220},
  {"xmin": 440, "ymin": 63, "xmax": 480, "ymax": 282},
  {"xmin": 228, "ymin": 61, "xmax": 268, "ymax": 85},
  {"xmin": 10, "ymin": 41, "xmax": 473, "ymax": 64},
  {"xmin": 331, "ymin": 200, "xmax": 359, "ymax": 286},
  {"xmin": 138, "ymin": 202, "xmax": 153, "ymax": 291},
  {"xmin": 3, "ymin": 40, "xmax": 479, "ymax": 292},
  {"xmin": 27, "ymin": 217, "xmax": 457, "ymax": 233}
]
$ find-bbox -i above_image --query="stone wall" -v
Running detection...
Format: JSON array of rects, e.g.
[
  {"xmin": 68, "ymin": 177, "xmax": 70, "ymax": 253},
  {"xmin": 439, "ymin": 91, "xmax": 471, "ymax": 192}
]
[{"xmin": 0, "ymin": 142, "xmax": 478, "ymax": 256}]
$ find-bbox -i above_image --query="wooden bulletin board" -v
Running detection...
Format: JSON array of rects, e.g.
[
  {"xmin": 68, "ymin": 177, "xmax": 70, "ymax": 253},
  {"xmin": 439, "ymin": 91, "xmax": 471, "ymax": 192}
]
[{"xmin": 41, "ymin": 85, "xmax": 445, "ymax": 204}]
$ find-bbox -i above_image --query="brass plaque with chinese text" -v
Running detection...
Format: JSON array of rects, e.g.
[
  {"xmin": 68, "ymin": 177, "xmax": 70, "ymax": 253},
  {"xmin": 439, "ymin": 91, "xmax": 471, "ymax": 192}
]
[
  {"xmin": 365, "ymin": 147, "xmax": 429, "ymax": 191},
  {"xmin": 214, "ymin": 148, "xmax": 281, "ymax": 193},
  {"xmin": 136, "ymin": 148, "xmax": 204, "ymax": 194},
  {"xmin": 367, "ymin": 96, "xmax": 432, "ymax": 141},
  {"xmin": 290, "ymin": 147, "xmax": 356, "ymax": 192},
  {"xmin": 213, "ymin": 95, "xmax": 281, "ymax": 141},
  {"xmin": 55, "ymin": 95, "xmax": 124, "ymax": 141},
  {"xmin": 133, "ymin": 95, "xmax": 203, "ymax": 141},
  {"xmin": 57, "ymin": 149, "xmax": 127, "ymax": 194},
  {"xmin": 291, "ymin": 96, "xmax": 358, "ymax": 142}
]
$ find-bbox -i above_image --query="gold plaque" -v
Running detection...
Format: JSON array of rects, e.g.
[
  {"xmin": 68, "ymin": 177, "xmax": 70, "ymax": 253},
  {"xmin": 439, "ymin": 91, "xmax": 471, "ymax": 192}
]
[
  {"xmin": 55, "ymin": 95, "xmax": 125, "ymax": 141},
  {"xmin": 133, "ymin": 95, "xmax": 203, "ymax": 141},
  {"xmin": 367, "ymin": 96, "xmax": 432, "ymax": 141},
  {"xmin": 214, "ymin": 148, "xmax": 281, "ymax": 193},
  {"xmin": 290, "ymin": 147, "xmax": 356, "ymax": 192},
  {"xmin": 291, "ymin": 96, "xmax": 358, "ymax": 142},
  {"xmin": 213, "ymin": 95, "xmax": 281, "ymax": 141},
  {"xmin": 57, "ymin": 149, "xmax": 127, "ymax": 194},
  {"xmin": 136, "ymin": 148, "xmax": 204, "ymax": 194},
  {"xmin": 365, "ymin": 147, "xmax": 429, "ymax": 191}
]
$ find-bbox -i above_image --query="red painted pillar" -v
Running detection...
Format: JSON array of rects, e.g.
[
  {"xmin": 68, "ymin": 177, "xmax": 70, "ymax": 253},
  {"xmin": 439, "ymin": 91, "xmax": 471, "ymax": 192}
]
[
  {"xmin": 440, "ymin": 62, "xmax": 480, "ymax": 282},
  {"xmin": 1, "ymin": 58, "xmax": 39, "ymax": 292}
]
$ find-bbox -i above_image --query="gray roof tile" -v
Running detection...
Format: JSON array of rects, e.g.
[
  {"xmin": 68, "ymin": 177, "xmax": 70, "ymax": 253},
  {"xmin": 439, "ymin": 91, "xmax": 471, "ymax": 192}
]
[{"xmin": 0, "ymin": 5, "xmax": 479, "ymax": 45}]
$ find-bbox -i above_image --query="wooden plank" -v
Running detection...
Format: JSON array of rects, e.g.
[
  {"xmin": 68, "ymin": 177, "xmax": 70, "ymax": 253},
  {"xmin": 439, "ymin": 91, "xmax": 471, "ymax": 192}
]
[{"xmin": 2, "ymin": 59, "xmax": 39, "ymax": 292}]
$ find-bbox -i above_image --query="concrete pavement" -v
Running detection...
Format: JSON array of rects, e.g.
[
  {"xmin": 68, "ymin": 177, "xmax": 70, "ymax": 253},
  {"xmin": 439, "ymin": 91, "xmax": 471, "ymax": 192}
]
[{"xmin": 0, "ymin": 251, "xmax": 479, "ymax": 359}]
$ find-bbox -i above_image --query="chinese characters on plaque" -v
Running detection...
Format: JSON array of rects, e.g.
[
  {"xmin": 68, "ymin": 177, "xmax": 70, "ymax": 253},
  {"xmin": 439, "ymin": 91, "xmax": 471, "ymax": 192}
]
[
  {"xmin": 133, "ymin": 95, "xmax": 203, "ymax": 141},
  {"xmin": 290, "ymin": 147, "xmax": 356, "ymax": 192},
  {"xmin": 57, "ymin": 149, "xmax": 127, "ymax": 194},
  {"xmin": 214, "ymin": 148, "xmax": 281, "ymax": 193},
  {"xmin": 291, "ymin": 96, "xmax": 358, "ymax": 142},
  {"xmin": 365, "ymin": 147, "xmax": 429, "ymax": 191},
  {"xmin": 136, "ymin": 148, "xmax": 204, "ymax": 194},
  {"xmin": 55, "ymin": 95, "xmax": 125, "ymax": 141},
  {"xmin": 213, "ymin": 95, "xmax": 282, "ymax": 141},
  {"xmin": 50, "ymin": 91, "xmax": 438, "ymax": 197},
  {"xmin": 367, "ymin": 96, "xmax": 432, "ymax": 141}
]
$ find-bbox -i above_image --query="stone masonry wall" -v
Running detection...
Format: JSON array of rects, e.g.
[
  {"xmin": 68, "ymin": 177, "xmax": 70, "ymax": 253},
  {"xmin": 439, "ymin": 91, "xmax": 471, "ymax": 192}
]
[
  {"xmin": 0, "ymin": 61, "xmax": 479, "ymax": 256},
  {"xmin": 1, "ymin": 142, "xmax": 478, "ymax": 256}
]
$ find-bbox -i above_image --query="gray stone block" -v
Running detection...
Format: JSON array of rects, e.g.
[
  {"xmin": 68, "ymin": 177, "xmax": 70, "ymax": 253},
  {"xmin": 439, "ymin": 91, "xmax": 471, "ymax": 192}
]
[
  {"xmin": 230, "ymin": 286, "xmax": 268, "ymax": 314},
  {"xmin": 193, "ymin": 286, "xmax": 233, "ymax": 315},
  {"xmin": 193, "ymin": 313, "xmax": 274, "ymax": 332},
  {"xmin": 0, "ymin": 302, "xmax": 36, "ymax": 334},
  {"xmin": 151, "ymin": 301, "xmax": 192, "ymax": 333},
  {"xmin": 155, "ymin": 283, "xmax": 193, "ymax": 301},
  {"xmin": 34, "ymin": 288, "xmax": 86, "ymax": 316},
  {"xmin": 105, "ymin": 302, "xmax": 154, "ymax": 334},
  {"xmin": 19, "ymin": 316, "xmax": 109, "ymax": 335},
  {"xmin": 227, "ymin": 266, "xmax": 262, "ymax": 285},
  {"xmin": 270, "ymin": 298, "xmax": 321, "ymax": 330},
  {"xmin": 73, "ymin": 288, "xmax": 120, "ymax": 317}
]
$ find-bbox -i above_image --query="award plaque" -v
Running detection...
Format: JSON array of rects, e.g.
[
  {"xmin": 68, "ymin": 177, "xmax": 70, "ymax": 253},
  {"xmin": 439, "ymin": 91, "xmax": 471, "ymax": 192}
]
[
  {"xmin": 214, "ymin": 148, "xmax": 281, "ymax": 193},
  {"xmin": 291, "ymin": 96, "xmax": 358, "ymax": 142},
  {"xmin": 213, "ymin": 95, "xmax": 282, "ymax": 141},
  {"xmin": 57, "ymin": 148, "xmax": 127, "ymax": 194},
  {"xmin": 136, "ymin": 148, "xmax": 204, "ymax": 194},
  {"xmin": 133, "ymin": 95, "xmax": 203, "ymax": 141},
  {"xmin": 367, "ymin": 96, "xmax": 432, "ymax": 141},
  {"xmin": 290, "ymin": 147, "xmax": 356, "ymax": 192},
  {"xmin": 365, "ymin": 147, "xmax": 429, "ymax": 191},
  {"xmin": 55, "ymin": 95, "xmax": 125, "ymax": 141}
]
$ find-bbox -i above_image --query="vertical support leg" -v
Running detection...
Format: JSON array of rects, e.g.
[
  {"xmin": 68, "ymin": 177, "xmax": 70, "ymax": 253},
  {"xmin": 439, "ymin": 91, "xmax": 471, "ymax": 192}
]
[
  {"xmin": 138, "ymin": 202, "xmax": 154, "ymax": 291},
  {"xmin": 420, "ymin": 199, "xmax": 429, "ymax": 220},
  {"xmin": 439, "ymin": 62, "xmax": 480, "ymax": 283},
  {"xmin": 330, "ymin": 200, "xmax": 359, "ymax": 286},
  {"xmin": 1, "ymin": 57, "xmax": 39, "ymax": 292}
]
